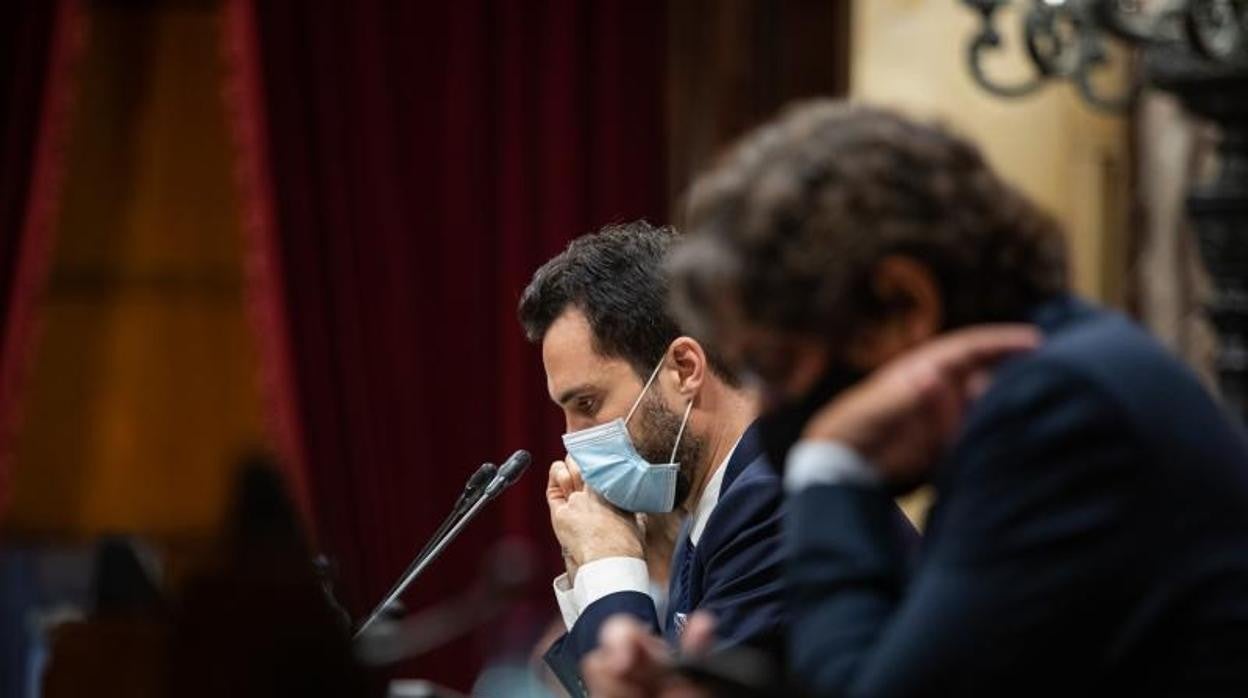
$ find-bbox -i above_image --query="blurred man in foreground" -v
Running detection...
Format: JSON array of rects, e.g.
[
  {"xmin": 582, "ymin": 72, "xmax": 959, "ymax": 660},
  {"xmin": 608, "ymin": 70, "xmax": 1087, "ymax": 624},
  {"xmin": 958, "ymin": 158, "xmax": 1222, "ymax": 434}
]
[
  {"xmin": 517, "ymin": 223, "xmax": 788, "ymax": 696},
  {"xmin": 587, "ymin": 101, "xmax": 1248, "ymax": 696}
]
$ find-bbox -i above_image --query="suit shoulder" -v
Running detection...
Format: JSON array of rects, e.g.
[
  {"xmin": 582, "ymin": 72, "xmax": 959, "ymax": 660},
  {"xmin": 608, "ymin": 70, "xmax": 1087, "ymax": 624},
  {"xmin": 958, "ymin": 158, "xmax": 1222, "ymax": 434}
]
[
  {"xmin": 1029, "ymin": 308, "xmax": 1199, "ymax": 395},
  {"xmin": 957, "ymin": 307, "xmax": 1248, "ymax": 506},
  {"xmin": 718, "ymin": 456, "xmax": 784, "ymax": 511},
  {"xmin": 990, "ymin": 308, "xmax": 1225, "ymax": 436},
  {"xmin": 698, "ymin": 457, "xmax": 785, "ymax": 557}
]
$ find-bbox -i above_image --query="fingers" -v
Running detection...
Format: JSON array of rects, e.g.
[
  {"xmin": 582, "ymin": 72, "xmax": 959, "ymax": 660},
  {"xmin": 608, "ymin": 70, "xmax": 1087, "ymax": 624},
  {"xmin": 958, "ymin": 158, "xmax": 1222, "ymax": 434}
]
[
  {"xmin": 583, "ymin": 615, "xmax": 668, "ymax": 697},
  {"xmin": 583, "ymin": 650, "xmax": 647, "ymax": 698},
  {"xmin": 857, "ymin": 326, "xmax": 1036, "ymax": 462},
  {"xmin": 679, "ymin": 611, "xmax": 717, "ymax": 657},
  {"xmin": 964, "ymin": 368, "xmax": 995, "ymax": 402},
  {"xmin": 564, "ymin": 454, "xmax": 586, "ymax": 490},
  {"xmin": 924, "ymin": 324, "xmax": 1040, "ymax": 379},
  {"xmin": 905, "ymin": 324, "xmax": 1039, "ymax": 431},
  {"xmin": 928, "ymin": 324, "xmax": 1033, "ymax": 404},
  {"xmin": 548, "ymin": 460, "xmax": 578, "ymax": 498},
  {"xmin": 546, "ymin": 461, "xmax": 576, "ymax": 510},
  {"xmin": 554, "ymin": 460, "xmax": 576, "ymax": 494},
  {"xmin": 600, "ymin": 615, "xmax": 645, "ymax": 675}
]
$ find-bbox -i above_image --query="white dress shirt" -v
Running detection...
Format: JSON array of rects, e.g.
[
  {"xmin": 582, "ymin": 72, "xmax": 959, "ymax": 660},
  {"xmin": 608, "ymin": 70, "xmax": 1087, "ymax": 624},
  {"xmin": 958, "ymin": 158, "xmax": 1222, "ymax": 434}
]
[
  {"xmin": 783, "ymin": 439, "xmax": 881, "ymax": 492},
  {"xmin": 552, "ymin": 438, "xmax": 740, "ymax": 630}
]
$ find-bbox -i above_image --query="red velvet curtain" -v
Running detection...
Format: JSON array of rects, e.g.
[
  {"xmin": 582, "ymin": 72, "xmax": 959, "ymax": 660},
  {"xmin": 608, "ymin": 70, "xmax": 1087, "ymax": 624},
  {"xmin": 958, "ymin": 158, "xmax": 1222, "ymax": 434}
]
[
  {"xmin": 225, "ymin": 0, "xmax": 667, "ymax": 688},
  {"xmin": 0, "ymin": 0, "xmax": 82, "ymax": 512}
]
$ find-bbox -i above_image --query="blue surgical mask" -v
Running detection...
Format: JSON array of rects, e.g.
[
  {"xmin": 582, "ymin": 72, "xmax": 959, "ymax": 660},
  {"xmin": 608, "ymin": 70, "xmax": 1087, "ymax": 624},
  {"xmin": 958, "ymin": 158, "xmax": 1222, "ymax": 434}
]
[{"xmin": 562, "ymin": 360, "xmax": 693, "ymax": 513}]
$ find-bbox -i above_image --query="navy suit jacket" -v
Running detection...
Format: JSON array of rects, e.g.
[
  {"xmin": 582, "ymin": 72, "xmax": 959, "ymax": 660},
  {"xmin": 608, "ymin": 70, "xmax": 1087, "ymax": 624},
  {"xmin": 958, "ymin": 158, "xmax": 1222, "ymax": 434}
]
[
  {"xmin": 543, "ymin": 424, "xmax": 787, "ymax": 697},
  {"xmin": 789, "ymin": 296, "xmax": 1248, "ymax": 696}
]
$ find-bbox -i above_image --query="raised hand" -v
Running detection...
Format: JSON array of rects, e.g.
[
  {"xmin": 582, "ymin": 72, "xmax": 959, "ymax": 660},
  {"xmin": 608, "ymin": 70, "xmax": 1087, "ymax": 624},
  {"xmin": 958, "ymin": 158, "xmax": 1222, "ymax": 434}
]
[
  {"xmin": 802, "ymin": 324, "xmax": 1040, "ymax": 483},
  {"xmin": 546, "ymin": 456, "xmax": 643, "ymax": 578}
]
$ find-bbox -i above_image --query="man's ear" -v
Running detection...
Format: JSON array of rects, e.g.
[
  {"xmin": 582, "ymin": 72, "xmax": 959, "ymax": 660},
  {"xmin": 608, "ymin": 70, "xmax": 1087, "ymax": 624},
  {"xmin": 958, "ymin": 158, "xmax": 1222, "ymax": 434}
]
[
  {"xmin": 666, "ymin": 337, "xmax": 707, "ymax": 397},
  {"xmin": 845, "ymin": 255, "xmax": 943, "ymax": 368}
]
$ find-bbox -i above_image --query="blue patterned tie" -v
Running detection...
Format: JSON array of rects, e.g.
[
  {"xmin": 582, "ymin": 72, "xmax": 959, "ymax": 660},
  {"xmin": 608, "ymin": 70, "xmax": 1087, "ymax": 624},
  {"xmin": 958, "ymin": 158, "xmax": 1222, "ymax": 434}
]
[{"xmin": 665, "ymin": 535, "xmax": 696, "ymax": 643}]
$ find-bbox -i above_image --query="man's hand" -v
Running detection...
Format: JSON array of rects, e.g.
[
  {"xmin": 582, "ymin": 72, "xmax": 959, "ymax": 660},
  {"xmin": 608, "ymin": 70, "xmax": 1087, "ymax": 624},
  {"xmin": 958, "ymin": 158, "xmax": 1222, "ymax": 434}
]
[
  {"xmin": 582, "ymin": 613, "xmax": 717, "ymax": 698},
  {"xmin": 547, "ymin": 457, "xmax": 585, "ymax": 503},
  {"xmin": 546, "ymin": 457, "xmax": 643, "ymax": 570},
  {"xmin": 802, "ymin": 324, "xmax": 1040, "ymax": 484},
  {"xmin": 547, "ymin": 458, "xmax": 584, "ymax": 580}
]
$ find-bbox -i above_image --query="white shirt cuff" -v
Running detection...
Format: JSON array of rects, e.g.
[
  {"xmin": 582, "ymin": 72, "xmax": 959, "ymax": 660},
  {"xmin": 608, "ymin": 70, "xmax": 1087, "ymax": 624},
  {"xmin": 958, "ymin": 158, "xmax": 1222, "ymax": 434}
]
[
  {"xmin": 552, "ymin": 573, "xmax": 579, "ymax": 631},
  {"xmin": 573, "ymin": 557, "xmax": 650, "ymax": 622},
  {"xmin": 551, "ymin": 557, "xmax": 650, "ymax": 630},
  {"xmin": 784, "ymin": 440, "xmax": 882, "ymax": 492}
]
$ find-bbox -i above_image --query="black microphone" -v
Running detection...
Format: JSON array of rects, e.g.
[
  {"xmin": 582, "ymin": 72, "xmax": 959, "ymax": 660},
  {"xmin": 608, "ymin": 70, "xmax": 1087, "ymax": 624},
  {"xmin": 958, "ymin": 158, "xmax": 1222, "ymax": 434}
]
[
  {"xmin": 457, "ymin": 462, "xmax": 499, "ymax": 509},
  {"xmin": 482, "ymin": 449, "xmax": 531, "ymax": 500},
  {"xmin": 401, "ymin": 462, "xmax": 499, "ymax": 586},
  {"xmin": 353, "ymin": 450, "xmax": 532, "ymax": 640},
  {"xmin": 355, "ymin": 460, "xmax": 498, "ymax": 638}
]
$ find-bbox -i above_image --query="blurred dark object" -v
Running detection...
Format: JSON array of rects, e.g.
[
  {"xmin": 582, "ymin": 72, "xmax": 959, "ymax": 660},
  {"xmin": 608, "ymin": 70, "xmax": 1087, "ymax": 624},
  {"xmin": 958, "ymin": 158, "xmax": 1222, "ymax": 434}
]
[
  {"xmin": 92, "ymin": 536, "xmax": 163, "ymax": 616},
  {"xmin": 674, "ymin": 644, "xmax": 808, "ymax": 698},
  {"xmin": 42, "ymin": 615, "xmax": 167, "ymax": 698},
  {"xmin": 963, "ymin": 0, "xmax": 1248, "ymax": 422},
  {"xmin": 165, "ymin": 453, "xmax": 378, "ymax": 697},
  {"xmin": 225, "ymin": 453, "xmax": 305, "ymax": 553},
  {"xmin": 42, "ymin": 537, "xmax": 167, "ymax": 698}
]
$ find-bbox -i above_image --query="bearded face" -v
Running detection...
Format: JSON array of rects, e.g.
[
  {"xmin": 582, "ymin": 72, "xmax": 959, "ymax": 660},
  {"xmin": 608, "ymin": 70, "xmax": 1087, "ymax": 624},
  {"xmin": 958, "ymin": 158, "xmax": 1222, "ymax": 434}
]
[{"xmin": 630, "ymin": 390, "xmax": 706, "ymax": 508}]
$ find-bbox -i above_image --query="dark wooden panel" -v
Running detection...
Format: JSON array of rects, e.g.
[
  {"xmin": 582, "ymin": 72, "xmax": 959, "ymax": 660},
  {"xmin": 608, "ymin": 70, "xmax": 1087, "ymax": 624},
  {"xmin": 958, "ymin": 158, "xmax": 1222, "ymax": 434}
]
[{"xmin": 665, "ymin": 0, "xmax": 850, "ymax": 214}]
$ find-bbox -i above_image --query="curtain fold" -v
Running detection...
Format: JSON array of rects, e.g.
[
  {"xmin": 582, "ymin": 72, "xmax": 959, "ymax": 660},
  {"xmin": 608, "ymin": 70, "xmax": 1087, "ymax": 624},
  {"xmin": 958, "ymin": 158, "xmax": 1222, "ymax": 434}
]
[
  {"xmin": 224, "ymin": 0, "xmax": 666, "ymax": 687},
  {"xmin": 0, "ymin": 0, "xmax": 84, "ymax": 515}
]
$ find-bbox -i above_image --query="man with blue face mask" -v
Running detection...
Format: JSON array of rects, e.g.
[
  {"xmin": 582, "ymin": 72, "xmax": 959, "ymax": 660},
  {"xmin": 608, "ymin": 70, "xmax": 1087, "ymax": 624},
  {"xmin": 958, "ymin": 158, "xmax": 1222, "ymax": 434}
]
[{"xmin": 517, "ymin": 223, "xmax": 790, "ymax": 697}]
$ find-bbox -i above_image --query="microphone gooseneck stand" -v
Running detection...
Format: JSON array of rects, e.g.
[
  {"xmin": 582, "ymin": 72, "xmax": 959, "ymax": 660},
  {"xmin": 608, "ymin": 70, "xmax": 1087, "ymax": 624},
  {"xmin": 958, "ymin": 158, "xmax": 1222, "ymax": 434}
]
[
  {"xmin": 355, "ymin": 491, "xmax": 492, "ymax": 640},
  {"xmin": 353, "ymin": 450, "xmax": 530, "ymax": 640}
]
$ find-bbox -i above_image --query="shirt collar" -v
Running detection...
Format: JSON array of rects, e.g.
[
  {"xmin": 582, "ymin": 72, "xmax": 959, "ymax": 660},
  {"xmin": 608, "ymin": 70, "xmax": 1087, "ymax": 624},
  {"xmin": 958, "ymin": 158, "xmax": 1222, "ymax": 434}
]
[{"xmin": 688, "ymin": 435, "xmax": 742, "ymax": 546}]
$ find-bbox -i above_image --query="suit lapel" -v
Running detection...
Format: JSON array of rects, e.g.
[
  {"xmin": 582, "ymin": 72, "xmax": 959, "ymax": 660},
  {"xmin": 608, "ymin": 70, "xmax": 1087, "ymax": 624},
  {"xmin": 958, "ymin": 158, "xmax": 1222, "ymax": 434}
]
[{"xmin": 663, "ymin": 421, "xmax": 766, "ymax": 643}]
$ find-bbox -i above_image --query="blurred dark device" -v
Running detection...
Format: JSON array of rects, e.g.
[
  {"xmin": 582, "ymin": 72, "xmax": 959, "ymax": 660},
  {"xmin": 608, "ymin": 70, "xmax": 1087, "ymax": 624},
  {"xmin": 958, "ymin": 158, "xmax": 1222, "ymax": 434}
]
[
  {"xmin": 92, "ymin": 536, "xmax": 164, "ymax": 615},
  {"xmin": 672, "ymin": 645, "xmax": 808, "ymax": 698},
  {"xmin": 166, "ymin": 453, "xmax": 378, "ymax": 697}
]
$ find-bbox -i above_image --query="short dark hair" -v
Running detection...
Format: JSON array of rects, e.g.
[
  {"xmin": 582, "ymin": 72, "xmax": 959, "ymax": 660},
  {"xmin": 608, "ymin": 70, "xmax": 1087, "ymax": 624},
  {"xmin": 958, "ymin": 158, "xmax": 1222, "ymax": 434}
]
[
  {"xmin": 671, "ymin": 100, "xmax": 1069, "ymax": 345},
  {"xmin": 519, "ymin": 222, "xmax": 731, "ymax": 379}
]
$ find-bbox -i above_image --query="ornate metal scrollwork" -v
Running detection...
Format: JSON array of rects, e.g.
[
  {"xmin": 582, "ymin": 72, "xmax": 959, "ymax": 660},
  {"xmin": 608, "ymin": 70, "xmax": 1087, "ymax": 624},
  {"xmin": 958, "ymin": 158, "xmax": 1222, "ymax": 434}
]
[
  {"xmin": 961, "ymin": 0, "xmax": 1248, "ymax": 421},
  {"xmin": 965, "ymin": 0, "xmax": 1050, "ymax": 96},
  {"xmin": 963, "ymin": 0, "xmax": 1247, "ymax": 112},
  {"xmin": 1185, "ymin": 0, "xmax": 1248, "ymax": 61}
]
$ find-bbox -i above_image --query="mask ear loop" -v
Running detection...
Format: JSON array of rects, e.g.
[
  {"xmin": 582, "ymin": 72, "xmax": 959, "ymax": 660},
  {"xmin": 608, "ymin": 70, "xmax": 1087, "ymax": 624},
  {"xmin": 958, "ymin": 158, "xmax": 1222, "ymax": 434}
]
[
  {"xmin": 625, "ymin": 358, "xmax": 666, "ymax": 425},
  {"xmin": 668, "ymin": 399, "xmax": 694, "ymax": 464}
]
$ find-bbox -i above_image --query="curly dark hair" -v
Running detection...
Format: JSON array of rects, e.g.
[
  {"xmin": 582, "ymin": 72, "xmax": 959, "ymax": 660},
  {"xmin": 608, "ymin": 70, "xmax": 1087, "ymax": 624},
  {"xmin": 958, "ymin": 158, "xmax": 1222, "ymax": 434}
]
[
  {"xmin": 519, "ymin": 221, "xmax": 734, "ymax": 380},
  {"xmin": 670, "ymin": 100, "xmax": 1069, "ymax": 347}
]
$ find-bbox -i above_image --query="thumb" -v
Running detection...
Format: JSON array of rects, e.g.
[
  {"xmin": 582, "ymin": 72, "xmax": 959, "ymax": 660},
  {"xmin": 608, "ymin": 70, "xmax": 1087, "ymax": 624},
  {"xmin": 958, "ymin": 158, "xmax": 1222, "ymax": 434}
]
[{"xmin": 680, "ymin": 611, "xmax": 717, "ymax": 657}]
